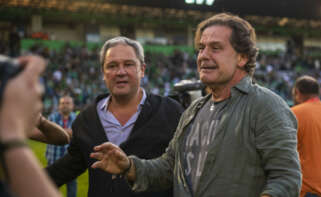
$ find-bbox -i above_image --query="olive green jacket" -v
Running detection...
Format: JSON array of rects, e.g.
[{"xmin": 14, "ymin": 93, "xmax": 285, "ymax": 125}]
[{"xmin": 130, "ymin": 76, "xmax": 301, "ymax": 197}]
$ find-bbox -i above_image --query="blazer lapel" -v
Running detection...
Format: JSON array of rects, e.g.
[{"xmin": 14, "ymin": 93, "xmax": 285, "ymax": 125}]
[
  {"xmin": 84, "ymin": 95, "xmax": 109, "ymax": 145},
  {"xmin": 130, "ymin": 94, "xmax": 153, "ymax": 135}
]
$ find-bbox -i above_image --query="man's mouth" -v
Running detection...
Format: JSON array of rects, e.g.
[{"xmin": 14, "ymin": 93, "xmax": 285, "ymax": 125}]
[
  {"xmin": 116, "ymin": 81, "xmax": 128, "ymax": 85},
  {"xmin": 200, "ymin": 66, "xmax": 218, "ymax": 70}
]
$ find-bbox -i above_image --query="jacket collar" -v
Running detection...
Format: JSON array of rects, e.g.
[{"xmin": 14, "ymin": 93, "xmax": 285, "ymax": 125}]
[
  {"xmin": 232, "ymin": 75, "xmax": 252, "ymax": 94},
  {"xmin": 87, "ymin": 92, "xmax": 154, "ymax": 146},
  {"xmin": 195, "ymin": 75, "xmax": 252, "ymax": 109}
]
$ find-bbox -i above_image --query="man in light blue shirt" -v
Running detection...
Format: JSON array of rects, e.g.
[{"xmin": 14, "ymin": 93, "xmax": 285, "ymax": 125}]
[
  {"xmin": 97, "ymin": 89, "xmax": 146, "ymax": 146},
  {"xmin": 46, "ymin": 36, "xmax": 184, "ymax": 197}
]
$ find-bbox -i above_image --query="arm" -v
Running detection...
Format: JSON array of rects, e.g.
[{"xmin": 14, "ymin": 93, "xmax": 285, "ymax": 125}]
[
  {"xmin": 91, "ymin": 111, "xmax": 185, "ymax": 192},
  {"xmin": 89, "ymin": 96, "xmax": 186, "ymax": 192},
  {"xmin": 2, "ymin": 143, "xmax": 61, "ymax": 197},
  {"xmin": 254, "ymin": 94, "xmax": 301, "ymax": 197},
  {"xmin": 29, "ymin": 114, "xmax": 70, "ymax": 145},
  {"xmin": 46, "ymin": 152, "xmax": 86, "ymax": 187},
  {"xmin": 0, "ymin": 55, "xmax": 61, "ymax": 197},
  {"xmin": 46, "ymin": 122, "xmax": 87, "ymax": 186}
]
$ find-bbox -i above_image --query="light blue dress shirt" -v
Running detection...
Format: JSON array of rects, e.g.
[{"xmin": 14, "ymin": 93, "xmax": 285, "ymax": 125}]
[{"xmin": 96, "ymin": 89, "xmax": 147, "ymax": 146}]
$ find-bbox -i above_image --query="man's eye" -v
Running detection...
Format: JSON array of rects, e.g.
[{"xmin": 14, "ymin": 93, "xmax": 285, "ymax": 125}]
[
  {"xmin": 107, "ymin": 64, "xmax": 116, "ymax": 69},
  {"xmin": 125, "ymin": 63, "xmax": 135, "ymax": 67}
]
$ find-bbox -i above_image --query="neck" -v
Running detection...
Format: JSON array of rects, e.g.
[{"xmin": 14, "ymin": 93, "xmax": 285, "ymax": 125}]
[
  {"xmin": 210, "ymin": 86, "xmax": 232, "ymax": 102},
  {"xmin": 109, "ymin": 89, "xmax": 142, "ymax": 109},
  {"xmin": 209, "ymin": 72, "xmax": 247, "ymax": 102},
  {"xmin": 303, "ymin": 95, "xmax": 320, "ymax": 103}
]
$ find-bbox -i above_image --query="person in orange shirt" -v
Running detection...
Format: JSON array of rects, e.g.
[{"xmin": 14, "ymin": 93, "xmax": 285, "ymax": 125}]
[{"xmin": 292, "ymin": 75, "xmax": 321, "ymax": 197}]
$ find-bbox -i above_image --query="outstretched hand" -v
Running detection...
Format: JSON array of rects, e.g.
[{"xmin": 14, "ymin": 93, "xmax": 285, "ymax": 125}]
[{"xmin": 90, "ymin": 142, "xmax": 130, "ymax": 174}]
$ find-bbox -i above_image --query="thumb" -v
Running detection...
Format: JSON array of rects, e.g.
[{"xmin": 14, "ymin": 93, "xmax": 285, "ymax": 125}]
[{"xmin": 91, "ymin": 161, "xmax": 107, "ymax": 170}]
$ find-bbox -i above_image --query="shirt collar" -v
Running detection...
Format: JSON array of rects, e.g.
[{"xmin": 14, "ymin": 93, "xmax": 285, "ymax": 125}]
[
  {"xmin": 100, "ymin": 88, "xmax": 147, "ymax": 112},
  {"xmin": 233, "ymin": 75, "xmax": 252, "ymax": 94},
  {"xmin": 305, "ymin": 97, "xmax": 320, "ymax": 103},
  {"xmin": 195, "ymin": 75, "xmax": 252, "ymax": 109}
]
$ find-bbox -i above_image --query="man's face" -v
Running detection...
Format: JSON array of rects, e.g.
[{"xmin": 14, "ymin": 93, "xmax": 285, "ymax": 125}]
[
  {"xmin": 59, "ymin": 97, "xmax": 74, "ymax": 115},
  {"xmin": 102, "ymin": 44, "xmax": 145, "ymax": 98},
  {"xmin": 197, "ymin": 25, "xmax": 247, "ymax": 87}
]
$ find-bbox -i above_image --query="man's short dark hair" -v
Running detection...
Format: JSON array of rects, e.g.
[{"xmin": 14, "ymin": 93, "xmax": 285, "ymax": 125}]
[{"xmin": 294, "ymin": 75, "xmax": 320, "ymax": 95}]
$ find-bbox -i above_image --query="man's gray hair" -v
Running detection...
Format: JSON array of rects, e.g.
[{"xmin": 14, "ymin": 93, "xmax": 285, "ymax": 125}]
[{"xmin": 99, "ymin": 36, "xmax": 145, "ymax": 68}]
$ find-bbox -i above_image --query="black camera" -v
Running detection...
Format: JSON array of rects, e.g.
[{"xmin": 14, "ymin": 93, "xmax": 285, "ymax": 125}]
[
  {"xmin": 169, "ymin": 80, "xmax": 206, "ymax": 109},
  {"xmin": 0, "ymin": 55, "xmax": 24, "ymax": 104}
]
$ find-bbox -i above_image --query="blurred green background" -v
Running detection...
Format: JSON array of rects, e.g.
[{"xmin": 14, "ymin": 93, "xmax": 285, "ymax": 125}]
[{"xmin": 29, "ymin": 140, "xmax": 88, "ymax": 197}]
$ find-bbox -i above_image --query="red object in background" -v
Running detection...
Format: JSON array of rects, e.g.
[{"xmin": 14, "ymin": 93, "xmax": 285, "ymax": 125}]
[{"xmin": 31, "ymin": 32, "xmax": 49, "ymax": 40}]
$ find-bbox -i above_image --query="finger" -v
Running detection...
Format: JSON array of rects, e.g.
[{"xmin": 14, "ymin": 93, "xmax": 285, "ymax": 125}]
[
  {"xmin": 30, "ymin": 101, "xmax": 43, "ymax": 128},
  {"xmin": 90, "ymin": 152, "xmax": 105, "ymax": 161},
  {"xmin": 91, "ymin": 161, "xmax": 106, "ymax": 169},
  {"xmin": 91, "ymin": 161, "xmax": 101, "ymax": 169},
  {"xmin": 34, "ymin": 83, "xmax": 44, "ymax": 101},
  {"xmin": 18, "ymin": 56, "xmax": 46, "ymax": 81},
  {"xmin": 36, "ymin": 83, "xmax": 44, "ymax": 95},
  {"xmin": 35, "ymin": 101, "xmax": 43, "ymax": 118},
  {"xmin": 32, "ymin": 84, "xmax": 44, "ymax": 115},
  {"xmin": 93, "ymin": 142, "xmax": 116, "ymax": 152}
]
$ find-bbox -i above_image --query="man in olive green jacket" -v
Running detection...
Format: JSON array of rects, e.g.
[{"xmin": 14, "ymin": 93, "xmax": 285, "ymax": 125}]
[{"xmin": 90, "ymin": 13, "xmax": 301, "ymax": 197}]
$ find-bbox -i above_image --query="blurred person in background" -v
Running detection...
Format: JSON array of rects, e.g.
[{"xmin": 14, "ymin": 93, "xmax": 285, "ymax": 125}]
[
  {"xmin": 0, "ymin": 55, "xmax": 61, "ymax": 197},
  {"xmin": 90, "ymin": 13, "xmax": 301, "ymax": 197},
  {"xmin": 292, "ymin": 75, "xmax": 321, "ymax": 197},
  {"xmin": 45, "ymin": 95, "xmax": 77, "ymax": 197},
  {"xmin": 46, "ymin": 36, "xmax": 184, "ymax": 197}
]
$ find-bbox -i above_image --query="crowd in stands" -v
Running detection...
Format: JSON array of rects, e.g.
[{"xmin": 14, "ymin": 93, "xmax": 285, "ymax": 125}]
[{"xmin": 1, "ymin": 40, "xmax": 320, "ymax": 114}]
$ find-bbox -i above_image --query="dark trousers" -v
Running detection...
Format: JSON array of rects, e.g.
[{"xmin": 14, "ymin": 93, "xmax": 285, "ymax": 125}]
[
  {"xmin": 305, "ymin": 192, "xmax": 319, "ymax": 197},
  {"xmin": 66, "ymin": 179, "xmax": 77, "ymax": 197}
]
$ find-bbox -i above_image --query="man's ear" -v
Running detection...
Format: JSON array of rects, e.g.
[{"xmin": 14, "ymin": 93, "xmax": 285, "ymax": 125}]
[
  {"xmin": 140, "ymin": 63, "xmax": 146, "ymax": 78},
  {"xmin": 238, "ymin": 54, "xmax": 248, "ymax": 67},
  {"xmin": 295, "ymin": 88, "xmax": 306, "ymax": 104},
  {"xmin": 295, "ymin": 88, "xmax": 303, "ymax": 98}
]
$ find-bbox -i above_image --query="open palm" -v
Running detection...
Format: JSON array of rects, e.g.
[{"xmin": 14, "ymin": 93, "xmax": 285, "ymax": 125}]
[{"xmin": 90, "ymin": 142, "xmax": 129, "ymax": 174}]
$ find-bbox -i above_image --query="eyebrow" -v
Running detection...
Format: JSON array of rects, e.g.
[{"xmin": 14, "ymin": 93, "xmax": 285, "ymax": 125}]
[
  {"xmin": 105, "ymin": 59, "xmax": 136, "ymax": 65},
  {"xmin": 206, "ymin": 41, "xmax": 222, "ymax": 45},
  {"xmin": 124, "ymin": 60, "xmax": 136, "ymax": 63}
]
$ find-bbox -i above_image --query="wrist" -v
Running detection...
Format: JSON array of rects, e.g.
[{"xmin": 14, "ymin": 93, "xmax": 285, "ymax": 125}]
[
  {"xmin": 0, "ymin": 138, "xmax": 29, "ymax": 153},
  {"xmin": 0, "ymin": 138, "xmax": 29, "ymax": 180},
  {"xmin": 0, "ymin": 134, "xmax": 25, "ymax": 143},
  {"xmin": 122, "ymin": 158, "xmax": 132, "ymax": 177},
  {"xmin": 125, "ymin": 157, "xmax": 136, "ymax": 181}
]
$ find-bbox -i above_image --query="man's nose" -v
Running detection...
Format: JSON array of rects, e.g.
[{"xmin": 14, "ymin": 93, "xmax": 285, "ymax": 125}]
[
  {"xmin": 198, "ymin": 47, "xmax": 210, "ymax": 61},
  {"xmin": 116, "ymin": 66, "xmax": 127, "ymax": 75}
]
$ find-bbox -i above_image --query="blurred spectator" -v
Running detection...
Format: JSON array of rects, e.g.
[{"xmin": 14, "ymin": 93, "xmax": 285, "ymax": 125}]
[
  {"xmin": 45, "ymin": 95, "xmax": 77, "ymax": 197},
  {"xmin": 291, "ymin": 75, "xmax": 321, "ymax": 197},
  {"xmin": 0, "ymin": 39, "xmax": 320, "ymax": 112}
]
